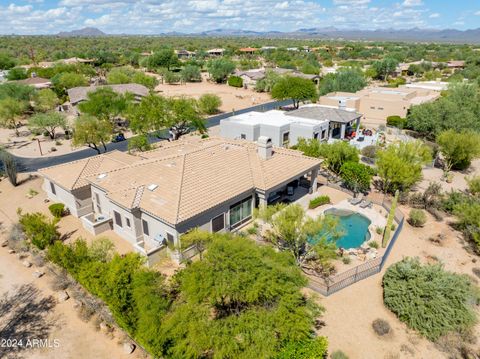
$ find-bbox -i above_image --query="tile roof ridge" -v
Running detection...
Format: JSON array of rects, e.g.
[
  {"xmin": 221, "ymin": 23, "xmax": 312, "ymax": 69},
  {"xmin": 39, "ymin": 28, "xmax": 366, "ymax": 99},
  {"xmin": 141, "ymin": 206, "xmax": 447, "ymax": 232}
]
[
  {"xmin": 174, "ymin": 154, "xmax": 187, "ymax": 223},
  {"xmin": 71, "ymin": 157, "xmax": 93, "ymax": 189},
  {"xmin": 132, "ymin": 185, "xmax": 145, "ymax": 208},
  {"xmin": 38, "ymin": 152, "xmax": 101, "ymax": 173},
  {"xmin": 247, "ymin": 146, "xmax": 266, "ymax": 189}
]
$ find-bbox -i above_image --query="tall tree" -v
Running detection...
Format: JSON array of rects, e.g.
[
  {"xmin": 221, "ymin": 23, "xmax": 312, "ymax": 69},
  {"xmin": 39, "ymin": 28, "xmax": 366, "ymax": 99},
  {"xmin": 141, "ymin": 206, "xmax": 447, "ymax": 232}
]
[
  {"xmin": 127, "ymin": 94, "xmax": 170, "ymax": 135},
  {"xmin": 436, "ymin": 130, "xmax": 480, "ymax": 173},
  {"xmin": 340, "ymin": 161, "xmax": 374, "ymax": 197},
  {"xmin": 169, "ymin": 97, "xmax": 206, "ymax": 140},
  {"xmin": 0, "ymin": 97, "xmax": 27, "ymax": 136},
  {"xmin": 267, "ymin": 204, "xmax": 341, "ymax": 273},
  {"xmin": 206, "ymin": 58, "xmax": 235, "ymax": 83},
  {"xmin": 318, "ymin": 141, "xmax": 359, "ymax": 175},
  {"xmin": 33, "ymin": 89, "xmax": 59, "ymax": 112},
  {"xmin": 72, "ymin": 115, "xmax": 112, "ymax": 154},
  {"xmin": 78, "ymin": 87, "xmax": 131, "ymax": 124},
  {"xmin": 372, "ymin": 57, "xmax": 399, "ymax": 81},
  {"xmin": 28, "ymin": 112, "xmax": 66, "ymax": 140},
  {"xmin": 271, "ymin": 76, "xmax": 317, "ymax": 108},
  {"xmin": 318, "ymin": 67, "xmax": 367, "ymax": 95}
]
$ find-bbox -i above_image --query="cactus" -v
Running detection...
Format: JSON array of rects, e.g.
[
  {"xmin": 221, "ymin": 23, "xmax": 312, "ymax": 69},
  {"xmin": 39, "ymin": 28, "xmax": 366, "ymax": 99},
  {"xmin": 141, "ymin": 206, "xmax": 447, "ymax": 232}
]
[{"xmin": 383, "ymin": 190, "xmax": 399, "ymax": 248}]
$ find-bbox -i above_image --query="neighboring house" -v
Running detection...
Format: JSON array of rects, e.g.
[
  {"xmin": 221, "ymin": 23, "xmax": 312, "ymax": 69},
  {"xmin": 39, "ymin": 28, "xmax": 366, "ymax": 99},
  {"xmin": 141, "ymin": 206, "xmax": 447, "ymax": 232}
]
[
  {"xmin": 67, "ymin": 83, "xmax": 149, "ymax": 106},
  {"xmin": 233, "ymin": 69, "xmax": 265, "ymax": 89},
  {"xmin": 207, "ymin": 48, "xmax": 225, "ymax": 56},
  {"xmin": 394, "ymin": 60, "xmax": 440, "ymax": 77},
  {"xmin": 220, "ymin": 106, "xmax": 361, "ymax": 145},
  {"xmin": 39, "ymin": 137, "xmax": 321, "ymax": 264},
  {"xmin": 320, "ymin": 86, "xmax": 441, "ymax": 121},
  {"xmin": 447, "ymin": 60, "xmax": 465, "ymax": 70},
  {"xmin": 14, "ymin": 76, "xmax": 52, "ymax": 89},
  {"xmin": 175, "ymin": 49, "xmax": 196, "ymax": 59},
  {"xmin": 238, "ymin": 47, "xmax": 258, "ymax": 55},
  {"xmin": 404, "ymin": 81, "xmax": 449, "ymax": 92}
]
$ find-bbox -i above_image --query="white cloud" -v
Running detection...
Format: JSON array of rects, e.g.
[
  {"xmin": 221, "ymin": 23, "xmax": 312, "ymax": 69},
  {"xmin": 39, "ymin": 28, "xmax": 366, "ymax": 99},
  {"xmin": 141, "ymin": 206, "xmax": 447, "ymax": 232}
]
[
  {"xmin": 333, "ymin": 0, "xmax": 370, "ymax": 4},
  {"xmin": 402, "ymin": 0, "xmax": 423, "ymax": 7},
  {"xmin": 7, "ymin": 4, "xmax": 33, "ymax": 13},
  {"xmin": 429, "ymin": 13, "xmax": 440, "ymax": 18},
  {"xmin": 475, "ymin": 10, "xmax": 480, "ymax": 16}
]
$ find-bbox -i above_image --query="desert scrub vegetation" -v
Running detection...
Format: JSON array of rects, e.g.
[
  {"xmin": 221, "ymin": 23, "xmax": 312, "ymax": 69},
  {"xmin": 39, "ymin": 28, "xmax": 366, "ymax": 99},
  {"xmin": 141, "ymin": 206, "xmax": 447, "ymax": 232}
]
[
  {"xmin": 407, "ymin": 209, "xmax": 427, "ymax": 227},
  {"xmin": 383, "ymin": 258, "xmax": 479, "ymax": 341},
  {"xmin": 18, "ymin": 210, "xmax": 60, "ymax": 250},
  {"xmin": 45, "ymin": 232, "xmax": 327, "ymax": 358},
  {"xmin": 48, "ymin": 203, "xmax": 65, "ymax": 218}
]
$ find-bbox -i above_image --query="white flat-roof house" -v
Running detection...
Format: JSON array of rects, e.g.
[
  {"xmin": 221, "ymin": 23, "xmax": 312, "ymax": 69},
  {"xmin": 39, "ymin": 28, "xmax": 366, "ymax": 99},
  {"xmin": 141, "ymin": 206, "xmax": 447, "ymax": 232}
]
[
  {"xmin": 220, "ymin": 106, "xmax": 362, "ymax": 146},
  {"xmin": 40, "ymin": 137, "xmax": 321, "ymax": 264}
]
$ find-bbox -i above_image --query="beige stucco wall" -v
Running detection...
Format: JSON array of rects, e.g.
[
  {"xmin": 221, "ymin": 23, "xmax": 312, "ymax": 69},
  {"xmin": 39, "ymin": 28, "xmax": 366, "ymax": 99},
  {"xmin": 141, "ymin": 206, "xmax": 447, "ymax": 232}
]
[
  {"xmin": 43, "ymin": 179, "xmax": 92, "ymax": 217},
  {"xmin": 358, "ymin": 98, "xmax": 409, "ymax": 120}
]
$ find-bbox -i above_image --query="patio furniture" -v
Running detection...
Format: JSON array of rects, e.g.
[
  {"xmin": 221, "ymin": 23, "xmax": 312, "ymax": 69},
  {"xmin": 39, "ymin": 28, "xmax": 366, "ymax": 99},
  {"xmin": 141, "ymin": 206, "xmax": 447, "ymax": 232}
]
[
  {"xmin": 287, "ymin": 186, "xmax": 294, "ymax": 196},
  {"xmin": 359, "ymin": 200, "xmax": 372, "ymax": 208},
  {"xmin": 348, "ymin": 194, "xmax": 363, "ymax": 205}
]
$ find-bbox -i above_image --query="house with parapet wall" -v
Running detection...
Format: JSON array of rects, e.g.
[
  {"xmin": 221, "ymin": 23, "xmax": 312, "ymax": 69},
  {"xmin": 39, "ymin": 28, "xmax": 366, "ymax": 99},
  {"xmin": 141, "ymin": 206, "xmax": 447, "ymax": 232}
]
[
  {"xmin": 220, "ymin": 105, "xmax": 362, "ymax": 146},
  {"xmin": 39, "ymin": 137, "xmax": 321, "ymax": 265}
]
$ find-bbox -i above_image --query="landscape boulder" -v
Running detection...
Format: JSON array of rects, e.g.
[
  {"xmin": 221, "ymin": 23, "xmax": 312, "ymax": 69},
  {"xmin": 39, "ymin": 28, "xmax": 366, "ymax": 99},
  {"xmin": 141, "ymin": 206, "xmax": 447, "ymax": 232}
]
[
  {"xmin": 22, "ymin": 260, "xmax": 32, "ymax": 268},
  {"xmin": 58, "ymin": 291, "xmax": 70, "ymax": 302},
  {"xmin": 123, "ymin": 342, "xmax": 136, "ymax": 354}
]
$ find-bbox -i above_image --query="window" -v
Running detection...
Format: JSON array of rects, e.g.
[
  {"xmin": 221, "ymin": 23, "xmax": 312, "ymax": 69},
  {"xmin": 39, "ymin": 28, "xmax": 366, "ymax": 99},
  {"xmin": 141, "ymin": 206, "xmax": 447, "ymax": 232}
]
[
  {"xmin": 50, "ymin": 182, "xmax": 56, "ymax": 195},
  {"xmin": 229, "ymin": 197, "xmax": 252, "ymax": 229},
  {"xmin": 166, "ymin": 232, "xmax": 175, "ymax": 247},
  {"xmin": 211, "ymin": 214, "xmax": 225, "ymax": 232},
  {"xmin": 240, "ymin": 134, "xmax": 246, "ymax": 139},
  {"xmin": 125, "ymin": 218, "xmax": 131, "ymax": 228},
  {"xmin": 282, "ymin": 131, "xmax": 290, "ymax": 145},
  {"xmin": 114, "ymin": 211, "xmax": 122, "ymax": 227},
  {"xmin": 142, "ymin": 220, "xmax": 149, "ymax": 236}
]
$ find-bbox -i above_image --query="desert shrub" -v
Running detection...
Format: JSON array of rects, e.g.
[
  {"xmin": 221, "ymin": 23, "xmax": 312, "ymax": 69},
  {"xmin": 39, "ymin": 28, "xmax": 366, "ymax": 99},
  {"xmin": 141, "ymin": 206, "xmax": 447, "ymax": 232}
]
[
  {"xmin": 372, "ymin": 318, "xmax": 391, "ymax": 336},
  {"xmin": 308, "ymin": 195, "xmax": 331, "ymax": 209},
  {"xmin": 466, "ymin": 176, "xmax": 480, "ymax": 196},
  {"xmin": 361, "ymin": 145, "xmax": 378, "ymax": 159},
  {"xmin": 78, "ymin": 304, "xmax": 95, "ymax": 322},
  {"xmin": 386, "ymin": 116, "xmax": 407, "ymax": 128},
  {"xmin": 440, "ymin": 190, "xmax": 470, "ymax": 213},
  {"xmin": 368, "ymin": 241, "xmax": 379, "ymax": 249},
  {"xmin": 407, "ymin": 209, "xmax": 427, "ymax": 227},
  {"xmin": 18, "ymin": 211, "xmax": 60, "ymax": 250},
  {"xmin": 198, "ymin": 93, "xmax": 222, "ymax": 115},
  {"xmin": 31, "ymin": 253, "xmax": 46, "ymax": 267},
  {"xmin": 246, "ymin": 226, "xmax": 258, "ymax": 235},
  {"xmin": 48, "ymin": 203, "xmax": 65, "ymax": 218},
  {"xmin": 342, "ymin": 256, "xmax": 351, "ymax": 265},
  {"xmin": 383, "ymin": 258, "xmax": 479, "ymax": 341},
  {"xmin": 473, "ymin": 268, "xmax": 480, "ymax": 279},
  {"xmin": 49, "ymin": 270, "xmax": 73, "ymax": 291},
  {"xmin": 276, "ymin": 337, "xmax": 328, "ymax": 359},
  {"xmin": 227, "ymin": 75, "xmax": 243, "ymax": 88},
  {"xmin": 128, "ymin": 135, "xmax": 152, "ymax": 152},
  {"xmin": 375, "ymin": 226, "xmax": 383, "ymax": 235},
  {"xmin": 331, "ymin": 351, "xmax": 349, "ymax": 359}
]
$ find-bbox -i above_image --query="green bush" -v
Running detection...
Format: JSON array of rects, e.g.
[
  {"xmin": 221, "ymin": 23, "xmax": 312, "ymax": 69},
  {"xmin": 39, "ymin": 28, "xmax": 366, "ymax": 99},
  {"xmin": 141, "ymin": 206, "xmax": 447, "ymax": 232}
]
[
  {"xmin": 18, "ymin": 211, "xmax": 60, "ymax": 250},
  {"xmin": 128, "ymin": 135, "xmax": 152, "ymax": 152},
  {"xmin": 308, "ymin": 195, "xmax": 331, "ymax": 209},
  {"xmin": 383, "ymin": 257, "xmax": 479, "ymax": 341},
  {"xmin": 198, "ymin": 93, "xmax": 222, "ymax": 115},
  {"xmin": 227, "ymin": 75, "xmax": 243, "ymax": 88},
  {"xmin": 331, "ymin": 350, "xmax": 349, "ymax": 359},
  {"xmin": 368, "ymin": 241, "xmax": 379, "ymax": 249},
  {"xmin": 408, "ymin": 209, "xmax": 427, "ymax": 227},
  {"xmin": 386, "ymin": 116, "xmax": 407, "ymax": 128},
  {"xmin": 276, "ymin": 337, "xmax": 328, "ymax": 359},
  {"xmin": 48, "ymin": 203, "xmax": 65, "ymax": 218}
]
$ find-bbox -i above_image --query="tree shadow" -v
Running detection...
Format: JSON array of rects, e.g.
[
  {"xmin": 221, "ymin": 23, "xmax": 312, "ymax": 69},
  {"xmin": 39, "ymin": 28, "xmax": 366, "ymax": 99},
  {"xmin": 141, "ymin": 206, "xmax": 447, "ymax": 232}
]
[
  {"xmin": 0, "ymin": 284, "xmax": 57, "ymax": 358},
  {"xmin": 60, "ymin": 229, "xmax": 78, "ymax": 242}
]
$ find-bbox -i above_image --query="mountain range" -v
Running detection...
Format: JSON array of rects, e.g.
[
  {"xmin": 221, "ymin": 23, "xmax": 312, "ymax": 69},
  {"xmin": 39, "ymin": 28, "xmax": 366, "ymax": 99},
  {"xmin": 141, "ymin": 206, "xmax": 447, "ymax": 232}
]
[{"xmin": 55, "ymin": 27, "xmax": 480, "ymax": 44}]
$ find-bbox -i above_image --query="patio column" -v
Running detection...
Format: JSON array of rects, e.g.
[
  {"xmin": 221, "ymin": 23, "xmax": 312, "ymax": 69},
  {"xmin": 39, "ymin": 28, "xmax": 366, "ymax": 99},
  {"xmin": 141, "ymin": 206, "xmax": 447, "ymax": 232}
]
[
  {"xmin": 257, "ymin": 192, "xmax": 268, "ymax": 207},
  {"xmin": 310, "ymin": 168, "xmax": 319, "ymax": 194},
  {"xmin": 340, "ymin": 123, "xmax": 346, "ymax": 139},
  {"xmin": 355, "ymin": 118, "xmax": 361, "ymax": 132}
]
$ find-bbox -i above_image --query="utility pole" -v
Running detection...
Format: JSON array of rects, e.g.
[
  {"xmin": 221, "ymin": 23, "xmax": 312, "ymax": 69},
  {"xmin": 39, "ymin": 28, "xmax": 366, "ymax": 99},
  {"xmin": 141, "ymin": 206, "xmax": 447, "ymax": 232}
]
[{"xmin": 37, "ymin": 139, "xmax": 43, "ymax": 156}]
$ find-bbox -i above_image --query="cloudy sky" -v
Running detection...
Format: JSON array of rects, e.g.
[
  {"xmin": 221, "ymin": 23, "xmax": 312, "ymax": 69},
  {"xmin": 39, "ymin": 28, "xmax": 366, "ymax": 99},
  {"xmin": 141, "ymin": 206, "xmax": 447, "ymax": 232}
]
[{"xmin": 1, "ymin": 0, "xmax": 479, "ymax": 35}]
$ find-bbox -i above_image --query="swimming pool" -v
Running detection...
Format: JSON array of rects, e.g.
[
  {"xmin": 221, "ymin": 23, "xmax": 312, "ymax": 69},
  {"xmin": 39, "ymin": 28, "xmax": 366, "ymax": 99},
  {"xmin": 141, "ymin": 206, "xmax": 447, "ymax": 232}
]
[{"xmin": 325, "ymin": 208, "xmax": 372, "ymax": 249}]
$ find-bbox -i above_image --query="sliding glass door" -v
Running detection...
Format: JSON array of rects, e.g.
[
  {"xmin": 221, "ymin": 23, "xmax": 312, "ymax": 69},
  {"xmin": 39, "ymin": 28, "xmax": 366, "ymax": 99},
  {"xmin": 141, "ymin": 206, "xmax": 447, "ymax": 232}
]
[{"xmin": 229, "ymin": 197, "xmax": 252, "ymax": 229}]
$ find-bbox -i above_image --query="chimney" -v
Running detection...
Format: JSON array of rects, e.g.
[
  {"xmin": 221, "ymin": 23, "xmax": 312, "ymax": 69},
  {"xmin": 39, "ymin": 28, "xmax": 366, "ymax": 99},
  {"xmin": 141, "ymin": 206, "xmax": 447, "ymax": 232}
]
[
  {"xmin": 257, "ymin": 136, "xmax": 273, "ymax": 160},
  {"xmin": 338, "ymin": 99, "xmax": 346, "ymax": 109}
]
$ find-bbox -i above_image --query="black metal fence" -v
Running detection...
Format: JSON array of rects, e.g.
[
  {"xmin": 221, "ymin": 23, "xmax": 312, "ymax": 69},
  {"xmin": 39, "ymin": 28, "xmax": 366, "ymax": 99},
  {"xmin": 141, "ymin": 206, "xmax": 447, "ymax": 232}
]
[{"xmin": 307, "ymin": 186, "xmax": 405, "ymax": 296}]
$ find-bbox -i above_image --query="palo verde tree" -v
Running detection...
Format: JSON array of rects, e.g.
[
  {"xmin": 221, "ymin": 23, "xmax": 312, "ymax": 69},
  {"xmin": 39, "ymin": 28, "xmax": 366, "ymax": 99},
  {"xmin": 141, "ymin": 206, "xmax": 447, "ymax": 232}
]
[
  {"xmin": 127, "ymin": 94, "xmax": 170, "ymax": 135},
  {"xmin": 33, "ymin": 88, "xmax": 59, "ymax": 112},
  {"xmin": 340, "ymin": 161, "xmax": 374, "ymax": 197},
  {"xmin": 271, "ymin": 76, "xmax": 318, "ymax": 109},
  {"xmin": 206, "ymin": 58, "xmax": 235, "ymax": 83},
  {"xmin": 436, "ymin": 130, "xmax": 480, "ymax": 174},
  {"xmin": 318, "ymin": 67, "xmax": 367, "ymax": 96},
  {"xmin": 78, "ymin": 87, "xmax": 132, "ymax": 125},
  {"xmin": 28, "ymin": 112, "xmax": 67, "ymax": 140},
  {"xmin": 319, "ymin": 141, "xmax": 359, "ymax": 175},
  {"xmin": 0, "ymin": 97, "xmax": 27, "ymax": 136},
  {"xmin": 372, "ymin": 57, "xmax": 399, "ymax": 81},
  {"xmin": 267, "ymin": 204, "xmax": 342, "ymax": 274},
  {"xmin": 157, "ymin": 233, "xmax": 326, "ymax": 359},
  {"xmin": 72, "ymin": 115, "xmax": 112, "ymax": 154}
]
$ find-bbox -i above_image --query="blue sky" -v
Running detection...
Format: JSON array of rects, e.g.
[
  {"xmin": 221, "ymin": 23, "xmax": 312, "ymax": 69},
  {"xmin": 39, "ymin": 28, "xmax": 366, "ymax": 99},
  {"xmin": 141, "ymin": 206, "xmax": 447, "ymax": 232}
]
[{"xmin": 0, "ymin": 0, "xmax": 479, "ymax": 35}]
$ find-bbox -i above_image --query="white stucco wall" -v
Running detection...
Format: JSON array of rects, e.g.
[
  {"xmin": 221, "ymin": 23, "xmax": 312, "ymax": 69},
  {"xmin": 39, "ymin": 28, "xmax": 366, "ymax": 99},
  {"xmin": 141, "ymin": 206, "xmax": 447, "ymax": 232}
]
[{"xmin": 43, "ymin": 179, "xmax": 92, "ymax": 217}]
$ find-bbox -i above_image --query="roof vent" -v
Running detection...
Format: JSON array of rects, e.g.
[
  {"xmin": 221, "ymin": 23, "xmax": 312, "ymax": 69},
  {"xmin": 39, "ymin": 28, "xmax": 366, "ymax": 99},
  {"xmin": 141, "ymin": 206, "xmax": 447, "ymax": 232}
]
[
  {"xmin": 97, "ymin": 173, "xmax": 107, "ymax": 179},
  {"xmin": 147, "ymin": 184, "xmax": 158, "ymax": 191}
]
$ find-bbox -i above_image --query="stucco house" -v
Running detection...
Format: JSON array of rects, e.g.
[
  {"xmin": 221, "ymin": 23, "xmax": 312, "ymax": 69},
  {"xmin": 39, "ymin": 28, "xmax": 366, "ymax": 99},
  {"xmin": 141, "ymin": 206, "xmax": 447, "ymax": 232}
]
[
  {"xmin": 220, "ymin": 105, "xmax": 362, "ymax": 146},
  {"xmin": 40, "ymin": 137, "xmax": 321, "ymax": 264}
]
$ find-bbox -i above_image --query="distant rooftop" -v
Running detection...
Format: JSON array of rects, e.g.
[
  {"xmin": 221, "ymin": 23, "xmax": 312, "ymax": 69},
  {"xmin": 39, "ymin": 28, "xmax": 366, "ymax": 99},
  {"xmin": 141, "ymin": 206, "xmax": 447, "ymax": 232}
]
[
  {"xmin": 286, "ymin": 105, "xmax": 362, "ymax": 124},
  {"xmin": 226, "ymin": 110, "xmax": 326, "ymax": 128}
]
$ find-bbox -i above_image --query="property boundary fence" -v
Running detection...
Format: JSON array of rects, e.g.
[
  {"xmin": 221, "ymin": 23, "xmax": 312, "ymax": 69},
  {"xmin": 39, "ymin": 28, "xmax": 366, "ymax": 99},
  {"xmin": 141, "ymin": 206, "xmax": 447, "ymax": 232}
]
[{"xmin": 307, "ymin": 182, "xmax": 405, "ymax": 296}]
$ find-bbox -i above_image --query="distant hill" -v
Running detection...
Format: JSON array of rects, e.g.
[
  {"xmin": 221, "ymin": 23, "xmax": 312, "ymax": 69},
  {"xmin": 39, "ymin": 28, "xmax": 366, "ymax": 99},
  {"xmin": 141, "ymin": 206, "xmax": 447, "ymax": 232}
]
[
  {"xmin": 166, "ymin": 27, "xmax": 480, "ymax": 44},
  {"xmin": 56, "ymin": 27, "xmax": 106, "ymax": 37}
]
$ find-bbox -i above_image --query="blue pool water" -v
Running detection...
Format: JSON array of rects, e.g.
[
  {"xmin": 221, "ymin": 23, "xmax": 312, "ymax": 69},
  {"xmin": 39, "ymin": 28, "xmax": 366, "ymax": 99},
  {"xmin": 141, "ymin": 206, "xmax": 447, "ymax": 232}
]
[{"xmin": 325, "ymin": 209, "xmax": 371, "ymax": 249}]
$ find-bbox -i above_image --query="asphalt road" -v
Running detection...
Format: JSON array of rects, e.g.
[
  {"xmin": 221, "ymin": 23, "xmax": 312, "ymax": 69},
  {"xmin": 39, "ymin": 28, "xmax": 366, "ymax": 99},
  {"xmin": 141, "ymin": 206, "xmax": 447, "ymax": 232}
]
[{"xmin": 13, "ymin": 99, "xmax": 291, "ymax": 172}]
